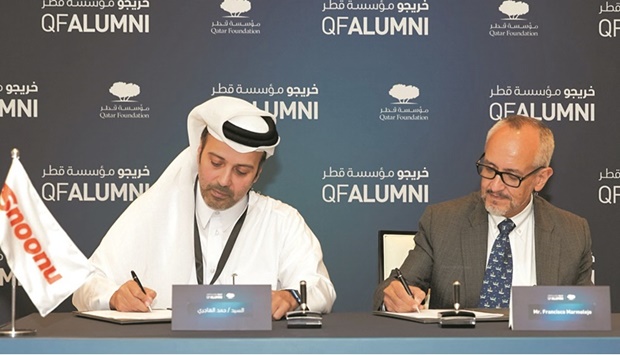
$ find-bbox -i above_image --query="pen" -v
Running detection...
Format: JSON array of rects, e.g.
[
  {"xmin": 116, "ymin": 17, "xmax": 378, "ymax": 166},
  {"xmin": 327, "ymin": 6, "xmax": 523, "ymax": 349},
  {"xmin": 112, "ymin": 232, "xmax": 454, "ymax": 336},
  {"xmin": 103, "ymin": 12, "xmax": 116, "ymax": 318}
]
[
  {"xmin": 394, "ymin": 268, "xmax": 420, "ymax": 313},
  {"xmin": 131, "ymin": 270, "xmax": 152, "ymax": 312}
]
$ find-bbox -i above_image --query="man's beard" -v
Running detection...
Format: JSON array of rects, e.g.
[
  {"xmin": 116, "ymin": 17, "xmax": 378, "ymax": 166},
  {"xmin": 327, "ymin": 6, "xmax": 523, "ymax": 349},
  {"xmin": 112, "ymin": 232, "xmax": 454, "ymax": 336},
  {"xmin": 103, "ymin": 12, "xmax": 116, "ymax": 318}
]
[
  {"xmin": 201, "ymin": 184, "xmax": 235, "ymax": 210},
  {"xmin": 481, "ymin": 189, "xmax": 512, "ymax": 217}
]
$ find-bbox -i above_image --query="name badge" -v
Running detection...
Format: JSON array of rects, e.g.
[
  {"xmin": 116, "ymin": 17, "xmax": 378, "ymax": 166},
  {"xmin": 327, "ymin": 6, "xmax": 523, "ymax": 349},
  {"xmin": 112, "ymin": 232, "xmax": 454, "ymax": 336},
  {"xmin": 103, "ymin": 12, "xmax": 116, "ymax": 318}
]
[
  {"xmin": 171, "ymin": 284, "xmax": 272, "ymax": 331},
  {"xmin": 510, "ymin": 286, "xmax": 611, "ymax": 331}
]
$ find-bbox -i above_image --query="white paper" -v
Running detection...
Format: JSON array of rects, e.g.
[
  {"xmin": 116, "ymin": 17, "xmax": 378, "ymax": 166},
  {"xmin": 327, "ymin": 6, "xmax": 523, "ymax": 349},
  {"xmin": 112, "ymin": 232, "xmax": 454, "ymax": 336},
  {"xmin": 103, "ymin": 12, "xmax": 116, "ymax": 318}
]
[
  {"xmin": 387, "ymin": 309, "xmax": 504, "ymax": 320},
  {"xmin": 79, "ymin": 309, "xmax": 171, "ymax": 321}
]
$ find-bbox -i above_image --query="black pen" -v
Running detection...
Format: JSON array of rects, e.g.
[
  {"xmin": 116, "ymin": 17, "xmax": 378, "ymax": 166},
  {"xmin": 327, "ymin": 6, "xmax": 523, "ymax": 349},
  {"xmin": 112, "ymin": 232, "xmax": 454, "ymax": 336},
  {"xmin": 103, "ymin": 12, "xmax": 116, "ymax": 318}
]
[
  {"xmin": 394, "ymin": 268, "xmax": 420, "ymax": 313},
  {"xmin": 131, "ymin": 270, "xmax": 152, "ymax": 312}
]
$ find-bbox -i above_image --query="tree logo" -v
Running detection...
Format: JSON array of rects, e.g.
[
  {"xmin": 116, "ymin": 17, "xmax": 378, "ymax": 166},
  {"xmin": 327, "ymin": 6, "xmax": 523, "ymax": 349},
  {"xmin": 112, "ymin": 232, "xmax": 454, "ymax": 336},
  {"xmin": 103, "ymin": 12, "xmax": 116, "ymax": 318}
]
[
  {"xmin": 499, "ymin": 1, "xmax": 529, "ymax": 20},
  {"xmin": 220, "ymin": 0, "xmax": 252, "ymax": 17},
  {"xmin": 389, "ymin": 84, "xmax": 420, "ymax": 104},
  {"xmin": 109, "ymin": 82, "xmax": 140, "ymax": 102}
]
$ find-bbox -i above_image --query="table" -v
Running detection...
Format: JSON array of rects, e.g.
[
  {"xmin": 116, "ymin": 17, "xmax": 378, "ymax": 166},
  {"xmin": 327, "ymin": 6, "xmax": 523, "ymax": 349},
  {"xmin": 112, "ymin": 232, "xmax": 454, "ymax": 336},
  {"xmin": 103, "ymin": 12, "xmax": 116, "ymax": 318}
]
[{"xmin": 1, "ymin": 312, "xmax": 619, "ymax": 353}]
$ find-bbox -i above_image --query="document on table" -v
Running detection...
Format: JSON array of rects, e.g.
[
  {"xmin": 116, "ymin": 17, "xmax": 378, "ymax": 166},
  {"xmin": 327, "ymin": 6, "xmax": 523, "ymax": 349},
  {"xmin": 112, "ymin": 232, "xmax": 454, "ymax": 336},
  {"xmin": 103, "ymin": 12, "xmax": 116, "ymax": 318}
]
[
  {"xmin": 74, "ymin": 309, "xmax": 172, "ymax": 324},
  {"xmin": 373, "ymin": 309, "xmax": 507, "ymax": 324}
]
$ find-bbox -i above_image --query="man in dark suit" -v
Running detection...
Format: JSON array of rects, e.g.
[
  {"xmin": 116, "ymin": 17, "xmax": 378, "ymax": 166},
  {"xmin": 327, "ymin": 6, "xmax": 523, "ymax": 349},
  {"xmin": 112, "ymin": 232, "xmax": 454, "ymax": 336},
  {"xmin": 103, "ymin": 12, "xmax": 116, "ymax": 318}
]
[{"xmin": 374, "ymin": 115, "xmax": 593, "ymax": 311}]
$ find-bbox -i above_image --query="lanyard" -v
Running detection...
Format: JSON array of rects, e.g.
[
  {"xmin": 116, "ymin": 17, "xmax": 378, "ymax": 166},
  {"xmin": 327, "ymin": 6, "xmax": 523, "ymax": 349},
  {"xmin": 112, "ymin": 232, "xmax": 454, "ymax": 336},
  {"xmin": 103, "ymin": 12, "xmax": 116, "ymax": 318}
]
[{"xmin": 193, "ymin": 177, "xmax": 248, "ymax": 285}]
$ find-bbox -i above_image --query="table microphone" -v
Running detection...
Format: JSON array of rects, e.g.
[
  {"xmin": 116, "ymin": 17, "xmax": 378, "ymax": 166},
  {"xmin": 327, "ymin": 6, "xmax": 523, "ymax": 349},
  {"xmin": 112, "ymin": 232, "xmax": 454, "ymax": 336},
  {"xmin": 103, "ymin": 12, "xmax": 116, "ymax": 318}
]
[
  {"xmin": 453, "ymin": 280, "xmax": 461, "ymax": 311},
  {"xmin": 300, "ymin": 280, "xmax": 308, "ymax": 312},
  {"xmin": 286, "ymin": 280, "xmax": 322, "ymax": 328},
  {"xmin": 439, "ymin": 280, "xmax": 475, "ymax": 328}
]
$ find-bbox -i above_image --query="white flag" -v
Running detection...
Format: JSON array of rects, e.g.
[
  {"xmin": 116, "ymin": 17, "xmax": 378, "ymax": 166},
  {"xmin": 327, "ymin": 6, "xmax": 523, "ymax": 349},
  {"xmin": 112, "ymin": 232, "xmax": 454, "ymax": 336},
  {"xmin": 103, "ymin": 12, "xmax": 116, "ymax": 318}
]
[{"xmin": 0, "ymin": 156, "xmax": 94, "ymax": 317}]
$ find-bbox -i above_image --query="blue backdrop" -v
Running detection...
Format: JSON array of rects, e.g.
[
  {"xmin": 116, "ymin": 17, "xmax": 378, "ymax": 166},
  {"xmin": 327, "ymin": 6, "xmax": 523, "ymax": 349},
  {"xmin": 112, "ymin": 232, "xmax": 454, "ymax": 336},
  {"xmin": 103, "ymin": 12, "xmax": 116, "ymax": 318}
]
[{"xmin": 1, "ymin": 0, "xmax": 619, "ymax": 322}]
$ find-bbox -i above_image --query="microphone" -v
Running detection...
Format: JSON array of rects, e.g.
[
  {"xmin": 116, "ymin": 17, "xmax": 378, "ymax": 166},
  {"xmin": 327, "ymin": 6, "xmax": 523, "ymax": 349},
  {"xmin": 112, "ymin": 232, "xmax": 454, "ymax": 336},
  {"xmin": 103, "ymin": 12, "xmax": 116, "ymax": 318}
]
[
  {"xmin": 285, "ymin": 280, "xmax": 322, "ymax": 328},
  {"xmin": 453, "ymin": 280, "xmax": 461, "ymax": 311},
  {"xmin": 438, "ymin": 280, "xmax": 475, "ymax": 328},
  {"xmin": 300, "ymin": 280, "xmax": 309, "ymax": 312}
]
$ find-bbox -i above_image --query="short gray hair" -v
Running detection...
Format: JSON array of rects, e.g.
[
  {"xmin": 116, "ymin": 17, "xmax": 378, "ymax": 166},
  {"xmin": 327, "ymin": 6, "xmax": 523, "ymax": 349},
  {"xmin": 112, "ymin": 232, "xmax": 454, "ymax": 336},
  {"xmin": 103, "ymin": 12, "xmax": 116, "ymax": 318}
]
[{"xmin": 486, "ymin": 115, "xmax": 555, "ymax": 167}]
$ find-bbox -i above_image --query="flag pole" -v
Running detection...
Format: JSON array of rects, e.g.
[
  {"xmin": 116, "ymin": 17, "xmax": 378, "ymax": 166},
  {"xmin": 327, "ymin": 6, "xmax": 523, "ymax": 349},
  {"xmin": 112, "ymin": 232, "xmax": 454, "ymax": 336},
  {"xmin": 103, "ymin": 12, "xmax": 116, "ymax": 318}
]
[
  {"xmin": 0, "ymin": 149, "xmax": 36, "ymax": 337},
  {"xmin": 0, "ymin": 275, "xmax": 36, "ymax": 336}
]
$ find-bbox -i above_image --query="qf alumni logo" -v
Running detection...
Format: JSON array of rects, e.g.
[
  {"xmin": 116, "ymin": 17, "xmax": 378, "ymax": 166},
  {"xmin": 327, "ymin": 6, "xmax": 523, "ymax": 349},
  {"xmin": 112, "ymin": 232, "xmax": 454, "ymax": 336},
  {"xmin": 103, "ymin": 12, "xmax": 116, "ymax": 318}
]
[{"xmin": 0, "ymin": 81, "xmax": 38, "ymax": 118}]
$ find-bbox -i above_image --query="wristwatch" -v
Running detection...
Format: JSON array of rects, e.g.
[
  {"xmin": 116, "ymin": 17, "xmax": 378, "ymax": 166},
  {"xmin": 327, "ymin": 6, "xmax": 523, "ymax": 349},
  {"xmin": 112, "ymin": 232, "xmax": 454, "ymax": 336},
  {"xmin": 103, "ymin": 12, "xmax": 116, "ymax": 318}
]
[{"xmin": 287, "ymin": 289, "xmax": 302, "ymax": 305}]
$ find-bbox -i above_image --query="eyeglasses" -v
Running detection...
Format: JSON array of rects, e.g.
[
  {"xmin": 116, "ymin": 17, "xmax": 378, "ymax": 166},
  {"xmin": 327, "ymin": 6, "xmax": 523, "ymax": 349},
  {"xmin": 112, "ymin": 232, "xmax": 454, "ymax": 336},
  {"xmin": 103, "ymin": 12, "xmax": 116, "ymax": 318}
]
[{"xmin": 476, "ymin": 154, "xmax": 544, "ymax": 188}]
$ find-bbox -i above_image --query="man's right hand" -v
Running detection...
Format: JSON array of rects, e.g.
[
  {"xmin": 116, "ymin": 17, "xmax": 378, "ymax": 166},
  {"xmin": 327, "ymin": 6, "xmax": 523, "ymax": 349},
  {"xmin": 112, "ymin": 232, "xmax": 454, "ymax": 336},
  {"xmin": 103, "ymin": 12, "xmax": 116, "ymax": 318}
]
[
  {"xmin": 382, "ymin": 280, "xmax": 426, "ymax": 312},
  {"xmin": 109, "ymin": 280, "xmax": 157, "ymax": 312}
]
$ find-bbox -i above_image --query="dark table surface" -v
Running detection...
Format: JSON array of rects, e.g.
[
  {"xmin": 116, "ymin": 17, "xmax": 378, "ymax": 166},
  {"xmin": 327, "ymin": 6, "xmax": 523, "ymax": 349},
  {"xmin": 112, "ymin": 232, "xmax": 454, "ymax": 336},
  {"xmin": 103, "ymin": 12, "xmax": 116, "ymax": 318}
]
[{"xmin": 1, "ymin": 312, "xmax": 619, "ymax": 353}]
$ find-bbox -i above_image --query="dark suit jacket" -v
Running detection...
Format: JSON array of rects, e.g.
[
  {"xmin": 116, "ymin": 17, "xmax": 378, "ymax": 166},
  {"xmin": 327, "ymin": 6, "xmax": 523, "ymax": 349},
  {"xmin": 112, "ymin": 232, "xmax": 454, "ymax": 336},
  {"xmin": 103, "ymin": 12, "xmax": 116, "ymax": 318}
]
[{"xmin": 373, "ymin": 191, "xmax": 593, "ymax": 310}]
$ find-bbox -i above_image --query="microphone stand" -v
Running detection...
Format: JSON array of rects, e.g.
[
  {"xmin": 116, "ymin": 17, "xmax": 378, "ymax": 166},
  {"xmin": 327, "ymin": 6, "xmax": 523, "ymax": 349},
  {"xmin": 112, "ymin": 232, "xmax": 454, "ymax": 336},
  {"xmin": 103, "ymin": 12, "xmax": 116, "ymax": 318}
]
[
  {"xmin": 439, "ymin": 281, "xmax": 476, "ymax": 328},
  {"xmin": 286, "ymin": 280, "xmax": 322, "ymax": 328}
]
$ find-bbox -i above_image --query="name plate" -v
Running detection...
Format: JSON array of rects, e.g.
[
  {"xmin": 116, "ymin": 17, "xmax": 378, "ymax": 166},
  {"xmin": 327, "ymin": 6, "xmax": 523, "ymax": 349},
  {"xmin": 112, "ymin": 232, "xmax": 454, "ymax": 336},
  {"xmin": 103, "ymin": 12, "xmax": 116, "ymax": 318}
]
[
  {"xmin": 171, "ymin": 284, "xmax": 272, "ymax": 331},
  {"xmin": 511, "ymin": 286, "xmax": 611, "ymax": 331}
]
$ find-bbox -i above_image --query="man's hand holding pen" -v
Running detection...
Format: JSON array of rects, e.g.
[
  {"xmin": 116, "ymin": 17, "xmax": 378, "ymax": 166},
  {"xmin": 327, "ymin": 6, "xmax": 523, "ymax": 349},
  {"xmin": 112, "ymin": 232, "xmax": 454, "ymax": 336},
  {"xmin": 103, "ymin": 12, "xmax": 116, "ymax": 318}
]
[
  {"xmin": 109, "ymin": 278, "xmax": 157, "ymax": 312},
  {"xmin": 382, "ymin": 269, "xmax": 427, "ymax": 313}
]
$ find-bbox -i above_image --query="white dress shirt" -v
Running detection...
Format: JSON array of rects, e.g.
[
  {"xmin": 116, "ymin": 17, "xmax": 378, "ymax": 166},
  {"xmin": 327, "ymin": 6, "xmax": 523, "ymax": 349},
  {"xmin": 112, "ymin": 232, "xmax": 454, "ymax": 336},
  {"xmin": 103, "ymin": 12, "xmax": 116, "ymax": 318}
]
[{"xmin": 196, "ymin": 192, "xmax": 248, "ymax": 284}]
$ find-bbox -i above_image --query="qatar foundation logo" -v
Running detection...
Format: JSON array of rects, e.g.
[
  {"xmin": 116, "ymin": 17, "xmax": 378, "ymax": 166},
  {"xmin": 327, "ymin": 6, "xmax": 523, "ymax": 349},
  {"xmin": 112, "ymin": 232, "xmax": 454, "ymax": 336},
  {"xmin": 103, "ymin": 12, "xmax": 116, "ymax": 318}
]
[{"xmin": 489, "ymin": 1, "xmax": 539, "ymax": 37}]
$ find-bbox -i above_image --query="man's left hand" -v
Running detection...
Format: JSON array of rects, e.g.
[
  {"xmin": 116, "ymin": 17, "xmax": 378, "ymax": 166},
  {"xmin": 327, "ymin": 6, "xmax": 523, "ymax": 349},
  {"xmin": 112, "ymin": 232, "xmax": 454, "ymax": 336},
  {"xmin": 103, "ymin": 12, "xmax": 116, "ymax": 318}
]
[{"xmin": 271, "ymin": 290, "xmax": 298, "ymax": 320}]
